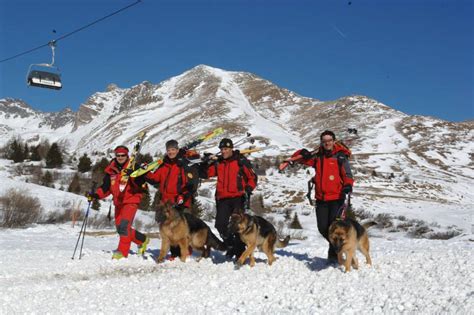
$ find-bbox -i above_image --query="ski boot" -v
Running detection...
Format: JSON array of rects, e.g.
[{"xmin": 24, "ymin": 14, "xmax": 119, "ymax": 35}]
[
  {"xmin": 137, "ymin": 236, "xmax": 150, "ymax": 255},
  {"xmin": 112, "ymin": 250, "xmax": 125, "ymax": 260}
]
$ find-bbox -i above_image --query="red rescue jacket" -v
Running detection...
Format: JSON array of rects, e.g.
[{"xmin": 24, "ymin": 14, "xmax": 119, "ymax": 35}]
[
  {"xmin": 205, "ymin": 151, "xmax": 257, "ymax": 200},
  {"xmin": 145, "ymin": 153, "xmax": 198, "ymax": 208},
  {"xmin": 293, "ymin": 143, "xmax": 354, "ymax": 201},
  {"xmin": 95, "ymin": 159, "xmax": 144, "ymax": 206}
]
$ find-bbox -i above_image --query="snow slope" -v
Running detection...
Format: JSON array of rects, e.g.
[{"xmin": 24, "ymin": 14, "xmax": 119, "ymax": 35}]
[{"xmin": 0, "ymin": 224, "xmax": 472, "ymax": 313}]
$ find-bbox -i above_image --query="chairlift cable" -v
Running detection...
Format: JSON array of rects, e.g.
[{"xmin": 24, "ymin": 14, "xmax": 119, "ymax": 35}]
[{"xmin": 0, "ymin": 0, "xmax": 142, "ymax": 64}]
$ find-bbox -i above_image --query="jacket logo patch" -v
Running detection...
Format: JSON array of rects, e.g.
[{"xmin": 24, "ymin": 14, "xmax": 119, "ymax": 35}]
[
  {"xmin": 329, "ymin": 175, "xmax": 335, "ymax": 181},
  {"xmin": 187, "ymin": 172, "xmax": 193, "ymax": 179}
]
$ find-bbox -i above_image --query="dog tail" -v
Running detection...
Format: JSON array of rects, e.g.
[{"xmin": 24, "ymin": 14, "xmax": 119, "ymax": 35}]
[
  {"xmin": 276, "ymin": 235, "xmax": 290, "ymax": 248},
  {"xmin": 363, "ymin": 221, "xmax": 377, "ymax": 229},
  {"xmin": 207, "ymin": 229, "xmax": 227, "ymax": 251}
]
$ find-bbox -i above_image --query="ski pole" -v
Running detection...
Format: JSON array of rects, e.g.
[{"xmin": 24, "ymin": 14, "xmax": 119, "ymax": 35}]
[
  {"xmin": 72, "ymin": 181, "xmax": 97, "ymax": 260},
  {"xmin": 71, "ymin": 206, "xmax": 89, "ymax": 259},
  {"xmin": 233, "ymin": 132, "xmax": 253, "ymax": 147}
]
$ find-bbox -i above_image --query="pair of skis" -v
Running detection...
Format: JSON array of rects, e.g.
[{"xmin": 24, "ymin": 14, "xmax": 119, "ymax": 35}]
[
  {"xmin": 119, "ymin": 131, "xmax": 147, "ymax": 192},
  {"xmin": 188, "ymin": 144, "xmax": 278, "ymax": 165},
  {"xmin": 129, "ymin": 127, "xmax": 224, "ymax": 178}
]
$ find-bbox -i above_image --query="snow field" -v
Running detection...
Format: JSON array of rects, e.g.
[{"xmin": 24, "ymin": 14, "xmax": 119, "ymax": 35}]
[{"xmin": 0, "ymin": 224, "xmax": 472, "ymax": 314}]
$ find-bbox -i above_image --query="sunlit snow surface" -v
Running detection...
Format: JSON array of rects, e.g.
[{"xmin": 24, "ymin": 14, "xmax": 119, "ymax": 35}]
[{"xmin": 0, "ymin": 224, "xmax": 472, "ymax": 313}]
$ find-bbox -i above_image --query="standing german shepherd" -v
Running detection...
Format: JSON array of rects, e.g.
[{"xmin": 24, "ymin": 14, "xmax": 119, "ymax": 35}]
[
  {"xmin": 328, "ymin": 218, "xmax": 377, "ymax": 272},
  {"xmin": 156, "ymin": 203, "xmax": 226, "ymax": 263},
  {"xmin": 228, "ymin": 213, "xmax": 290, "ymax": 267}
]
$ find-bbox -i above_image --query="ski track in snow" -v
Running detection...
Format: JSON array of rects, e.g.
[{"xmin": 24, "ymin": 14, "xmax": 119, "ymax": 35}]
[{"xmin": 0, "ymin": 225, "xmax": 473, "ymax": 314}]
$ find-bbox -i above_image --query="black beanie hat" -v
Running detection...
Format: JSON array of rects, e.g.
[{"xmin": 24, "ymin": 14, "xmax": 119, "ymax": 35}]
[{"xmin": 218, "ymin": 138, "xmax": 233, "ymax": 149}]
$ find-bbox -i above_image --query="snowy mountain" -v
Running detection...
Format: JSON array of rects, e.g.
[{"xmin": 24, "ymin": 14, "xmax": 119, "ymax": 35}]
[
  {"xmin": 1, "ymin": 65, "xmax": 473, "ymax": 207},
  {"xmin": 1, "ymin": 65, "xmax": 473, "ymax": 313}
]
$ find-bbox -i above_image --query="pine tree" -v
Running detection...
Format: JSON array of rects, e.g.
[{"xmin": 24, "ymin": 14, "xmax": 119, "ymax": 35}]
[
  {"xmin": 78, "ymin": 153, "xmax": 92, "ymax": 173},
  {"xmin": 23, "ymin": 143, "xmax": 29, "ymax": 160},
  {"xmin": 139, "ymin": 190, "xmax": 151, "ymax": 211},
  {"xmin": 41, "ymin": 171, "xmax": 53, "ymax": 187},
  {"xmin": 289, "ymin": 212, "xmax": 303, "ymax": 229},
  {"xmin": 30, "ymin": 145, "xmax": 42, "ymax": 161},
  {"xmin": 45, "ymin": 143, "xmax": 63, "ymax": 168},
  {"xmin": 68, "ymin": 173, "xmax": 82, "ymax": 194},
  {"xmin": 7, "ymin": 138, "xmax": 25, "ymax": 163}
]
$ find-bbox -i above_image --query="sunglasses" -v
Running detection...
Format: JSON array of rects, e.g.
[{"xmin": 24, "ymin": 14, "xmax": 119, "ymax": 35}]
[
  {"xmin": 321, "ymin": 139, "xmax": 334, "ymax": 144},
  {"xmin": 115, "ymin": 154, "xmax": 127, "ymax": 157}
]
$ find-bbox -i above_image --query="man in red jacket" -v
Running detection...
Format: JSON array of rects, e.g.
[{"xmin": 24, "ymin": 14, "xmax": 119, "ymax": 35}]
[
  {"xmin": 87, "ymin": 145, "xmax": 149, "ymax": 260},
  {"xmin": 199, "ymin": 138, "xmax": 258, "ymax": 259},
  {"xmin": 291, "ymin": 130, "xmax": 354, "ymax": 261},
  {"xmin": 146, "ymin": 139, "xmax": 198, "ymax": 259}
]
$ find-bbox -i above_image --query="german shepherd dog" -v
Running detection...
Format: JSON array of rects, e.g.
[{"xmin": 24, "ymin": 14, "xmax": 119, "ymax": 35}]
[
  {"xmin": 228, "ymin": 213, "xmax": 290, "ymax": 267},
  {"xmin": 156, "ymin": 203, "xmax": 226, "ymax": 263},
  {"xmin": 328, "ymin": 218, "xmax": 377, "ymax": 272}
]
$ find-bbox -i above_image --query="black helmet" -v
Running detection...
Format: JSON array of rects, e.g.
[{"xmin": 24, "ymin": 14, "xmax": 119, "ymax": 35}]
[{"xmin": 218, "ymin": 138, "xmax": 233, "ymax": 149}]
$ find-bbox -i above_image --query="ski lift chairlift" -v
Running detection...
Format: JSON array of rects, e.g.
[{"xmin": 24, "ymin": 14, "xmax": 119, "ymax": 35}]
[{"xmin": 26, "ymin": 41, "xmax": 62, "ymax": 90}]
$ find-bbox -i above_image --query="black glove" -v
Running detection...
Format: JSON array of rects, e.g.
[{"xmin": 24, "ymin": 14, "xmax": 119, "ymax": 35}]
[
  {"xmin": 245, "ymin": 186, "xmax": 253, "ymax": 195},
  {"xmin": 202, "ymin": 152, "xmax": 213, "ymax": 164},
  {"xmin": 300, "ymin": 148, "xmax": 312, "ymax": 160},
  {"xmin": 85, "ymin": 192, "xmax": 99, "ymax": 202},
  {"xmin": 342, "ymin": 185, "xmax": 352, "ymax": 195},
  {"xmin": 124, "ymin": 168, "xmax": 134, "ymax": 176}
]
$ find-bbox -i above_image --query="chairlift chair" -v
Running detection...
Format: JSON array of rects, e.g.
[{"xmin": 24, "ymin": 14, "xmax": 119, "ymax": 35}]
[{"xmin": 26, "ymin": 41, "xmax": 62, "ymax": 90}]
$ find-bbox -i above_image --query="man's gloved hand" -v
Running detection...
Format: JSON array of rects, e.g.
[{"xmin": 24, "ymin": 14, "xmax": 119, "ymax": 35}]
[
  {"xmin": 85, "ymin": 192, "xmax": 99, "ymax": 202},
  {"xmin": 300, "ymin": 148, "xmax": 312, "ymax": 160},
  {"xmin": 202, "ymin": 152, "xmax": 213, "ymax": 164},
  {"xmin": 342, "ymin": 185, "xmax": 352, "ymax": 195}
]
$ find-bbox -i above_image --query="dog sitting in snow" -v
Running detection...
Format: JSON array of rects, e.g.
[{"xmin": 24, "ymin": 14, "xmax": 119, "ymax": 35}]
[
  {"xmin": 328, "ymin": 218, "xmax": 377, "ymax": 272},
  {"xmin": 228, "ymin": 212, "xmax": 290, "ymax": 267}
]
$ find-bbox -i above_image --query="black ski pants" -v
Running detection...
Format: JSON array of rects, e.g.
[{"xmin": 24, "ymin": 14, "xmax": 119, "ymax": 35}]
[
  {"xmin": 315, "ymin": 199, "xmax": 344, "ymax": 256},
  {"xmin": 215, "ymin": 196, "xmax": 246, "ymax": 257}
]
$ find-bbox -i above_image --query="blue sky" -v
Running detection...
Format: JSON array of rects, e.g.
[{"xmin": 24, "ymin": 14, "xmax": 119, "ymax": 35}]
[{"xmin": 1, "ymin": 0, "xmax": 472, "ymax": 121}]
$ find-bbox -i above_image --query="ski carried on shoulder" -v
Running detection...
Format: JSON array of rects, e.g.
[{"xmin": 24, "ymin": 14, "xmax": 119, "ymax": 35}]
[
  {"xmin": 278, "ymin": 148, "xmax": 319, "ymax": 171},
  {"xmin": 183, "ymin": 127, "xmax": 224, "ymax": 150},
  {"xmin": 130, "ymin": 127, "xmax": 224, "ymax": 178},
  {"xmin": 239, "ymin": 145, "xmax": 278, "ymax": 155},
  {"xmin": 119, "ymin": 131, "xmax": 147, "ymax": 192},
  {"xmin": 188, "ymin": 145, "xmax": 279, "ymax": 165}
]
